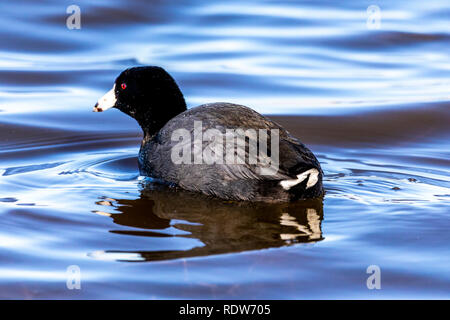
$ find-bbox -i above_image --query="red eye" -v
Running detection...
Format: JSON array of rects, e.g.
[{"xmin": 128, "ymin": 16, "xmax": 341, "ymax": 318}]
[{"xmin": 121, "ymin": 83, "xmax": 127, "ymax": 90}]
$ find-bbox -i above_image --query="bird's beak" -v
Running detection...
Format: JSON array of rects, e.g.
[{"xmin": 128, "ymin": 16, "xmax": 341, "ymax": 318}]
[{"xmin": 93, "ymin": 84, "xmax": 116, "ymax": 112}]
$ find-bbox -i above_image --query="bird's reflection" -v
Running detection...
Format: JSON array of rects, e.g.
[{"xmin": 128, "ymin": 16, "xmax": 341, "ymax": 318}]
[{"xmin": 93, "ymin": 184, "xmax": 324, "ymax": 262}]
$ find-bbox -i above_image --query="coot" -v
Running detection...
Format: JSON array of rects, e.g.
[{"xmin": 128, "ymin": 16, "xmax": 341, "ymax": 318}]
[{"xmin": 94, "ymin": 66, "xmax": 323, "ymax": 202}]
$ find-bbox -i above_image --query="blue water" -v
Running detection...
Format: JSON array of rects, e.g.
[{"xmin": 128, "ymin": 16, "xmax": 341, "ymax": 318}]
[{"xmin": 0, "ymin": 0, "xmax": 449, "ymax": 299}]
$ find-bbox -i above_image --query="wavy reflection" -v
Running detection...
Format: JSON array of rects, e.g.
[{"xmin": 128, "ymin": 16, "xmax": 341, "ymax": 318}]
[{"xmin": 92, "ymin": 184, "xmax": 324, "ymax": 262}]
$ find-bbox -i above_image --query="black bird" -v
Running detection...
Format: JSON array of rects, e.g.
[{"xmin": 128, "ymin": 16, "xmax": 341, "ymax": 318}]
[{"xmin": 94, "ymin": 66, "xmax": 323, "ymax": 202}]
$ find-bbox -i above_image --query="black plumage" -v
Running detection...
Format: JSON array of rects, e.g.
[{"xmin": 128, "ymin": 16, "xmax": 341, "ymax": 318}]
[{"xmin": 94, "ymin": 66, "xmax": 324, "ymax": 202}]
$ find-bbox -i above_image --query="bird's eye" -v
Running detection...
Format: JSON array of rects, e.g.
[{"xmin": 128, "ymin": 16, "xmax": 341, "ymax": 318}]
[{"xmin": 121, "ymin": 83, "xmax": 127, "ymax": 90}]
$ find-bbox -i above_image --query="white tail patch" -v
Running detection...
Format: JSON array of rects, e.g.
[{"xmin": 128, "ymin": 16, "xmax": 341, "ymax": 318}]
[{"xmin": 279, "ymin": 168, "xmax": 319, "ymax": 190}]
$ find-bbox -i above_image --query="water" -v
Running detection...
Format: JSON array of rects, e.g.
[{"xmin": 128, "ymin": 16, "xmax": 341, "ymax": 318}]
[{"xmin": 0, "ymin": 0, "xmax": 449, "ymax": 299}]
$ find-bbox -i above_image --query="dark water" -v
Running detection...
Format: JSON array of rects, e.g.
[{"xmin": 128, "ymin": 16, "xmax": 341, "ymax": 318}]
[{"xmin": 0, "ymin": 0, "xmax": 449, "ymax": 299}]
